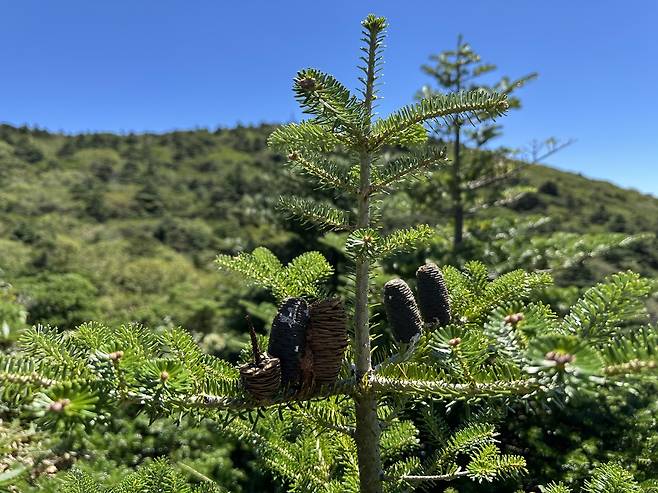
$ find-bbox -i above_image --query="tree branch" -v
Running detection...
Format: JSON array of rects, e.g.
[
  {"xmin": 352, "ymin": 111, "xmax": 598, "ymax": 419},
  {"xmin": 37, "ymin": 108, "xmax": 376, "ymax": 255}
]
[{"xmin": 370, "ymin": 376, "xmax": 539, "ymax": 399}]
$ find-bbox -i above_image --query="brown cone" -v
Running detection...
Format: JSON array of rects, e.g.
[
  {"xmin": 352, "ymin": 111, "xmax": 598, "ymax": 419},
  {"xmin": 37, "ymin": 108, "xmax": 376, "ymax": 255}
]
[
  {"xmin": 239, "ymin": 355, "xmax": 281, "ymax": 401},
  {"xmin": 306, "ymin": 298, "xmax": 349, "ymax": 389}
]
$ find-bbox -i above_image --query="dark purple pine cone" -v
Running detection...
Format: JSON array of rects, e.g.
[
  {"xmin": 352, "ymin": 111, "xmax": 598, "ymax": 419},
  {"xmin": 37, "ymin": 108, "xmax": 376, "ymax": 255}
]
[
  {"xmin": 267, "ymin": 298, "xmax": 310, "ymax": 389},
  {"xmin": 416, "ymin": 263, "xmax": 451, "ymax": 326},
  {"xmin": 383, "ymin": 279, "xmax": 423, "ymax": 343}
]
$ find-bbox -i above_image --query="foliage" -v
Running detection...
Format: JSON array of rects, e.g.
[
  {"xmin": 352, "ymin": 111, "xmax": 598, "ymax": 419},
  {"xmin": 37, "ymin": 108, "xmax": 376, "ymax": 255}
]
[
  {"xmin": 20, "ymin": 273, "xmax": 98, "ymax": 331},
  {"xmin": 51, "ymin": 458, "xmax": 224, "ymax": 493},
  {"xmin": 0, "ymin": 279, "xmax": 27, "ymax": 342}
]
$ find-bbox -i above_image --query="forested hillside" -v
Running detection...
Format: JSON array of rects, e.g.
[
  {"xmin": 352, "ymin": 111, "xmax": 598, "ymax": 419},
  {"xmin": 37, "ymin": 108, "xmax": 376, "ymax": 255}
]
[{"xmin": 1, "ymin": 122, "xmax": 656, "ymax": 344}]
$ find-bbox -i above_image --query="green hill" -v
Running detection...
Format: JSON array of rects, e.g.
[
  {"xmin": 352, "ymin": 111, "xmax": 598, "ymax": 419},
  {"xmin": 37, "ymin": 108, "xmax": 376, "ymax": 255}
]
[
  {"xmin": 522, "ymin": 163, "xmax": 658, "ymax": 235},
  {"xmin": 1, "ymin": 123, "xmax": 657, "ymax": 341}
]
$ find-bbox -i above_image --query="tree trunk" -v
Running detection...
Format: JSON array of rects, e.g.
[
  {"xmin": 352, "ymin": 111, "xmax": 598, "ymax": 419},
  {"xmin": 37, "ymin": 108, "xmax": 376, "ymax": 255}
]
[
  {"xmin": 354, "ymin": 388, "xmax": 382, "ymax": 493},
  {"xmin": 353, "ymin": 150, "xmax": 383, "ymax": 493},
  {"xmin": 452, "ymin": 124, "xmax": 463, "ymax": 249},
  {"xmin": 452, "ymin": 37, "xmax": 464, "ymax": 251},
  {"xmin": 353, "ymin": 20, "xmax": 383, "ymax": 492}
]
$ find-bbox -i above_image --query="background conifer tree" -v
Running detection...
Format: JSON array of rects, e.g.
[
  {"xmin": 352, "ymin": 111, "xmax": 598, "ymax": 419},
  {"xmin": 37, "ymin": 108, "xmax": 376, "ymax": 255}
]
[{"xmin": 417, "ymin": 35, "xmax": 575, "ymax": 249}]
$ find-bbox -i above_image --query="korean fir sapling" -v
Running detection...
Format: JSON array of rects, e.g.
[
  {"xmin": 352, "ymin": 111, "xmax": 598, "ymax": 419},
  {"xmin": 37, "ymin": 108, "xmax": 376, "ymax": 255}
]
[
  {"xmin": 249, "ymin": 14, "xmax": 508, "ymax": 491},
  {"xmin": 2, "ymin": 14, "xmax": 658, "ymax": 493}
]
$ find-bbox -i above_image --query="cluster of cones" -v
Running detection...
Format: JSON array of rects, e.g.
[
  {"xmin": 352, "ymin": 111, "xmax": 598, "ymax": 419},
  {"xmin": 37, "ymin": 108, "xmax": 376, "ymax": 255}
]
[
  {"xmin": 239, "ymin": 298, "xmax": 348, "ymax": 401},
  {"xmin": 383, "ymin": 262, "xmax": 452, "ymax": 343}
]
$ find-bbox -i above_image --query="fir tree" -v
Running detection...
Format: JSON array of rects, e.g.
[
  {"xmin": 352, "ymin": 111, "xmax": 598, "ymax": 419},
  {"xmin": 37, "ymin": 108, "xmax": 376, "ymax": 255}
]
[
  {"xmin": 417, "ymin": 35, "xmax": 573, "ymax": 249},
  {"xmin": 1, "ymin": 14, "xmax": 658, "ymax": 493}
]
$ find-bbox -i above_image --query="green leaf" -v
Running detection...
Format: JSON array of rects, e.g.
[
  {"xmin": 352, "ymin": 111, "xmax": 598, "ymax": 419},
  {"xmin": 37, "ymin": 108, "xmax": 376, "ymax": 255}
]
[
  {"xmin": 539, "ymin": 482, "xmax": 572, "ymax": 493},
  {"xmin": 378, "ymin": 225, "xmax": 435, "ymax": 259},
  {"xmin": 525, "ymin": 334, "xmax": 603, "ymax": 388},
  {"xmin": 465, "ymin": 444, "xmax": 526, "ymax": 483},
  {"xmin": 217, "ymin": 247, "xmax": 333, "ymax": 300},
  {"xmin": 282, "ymin": 251, "xmax": 335, "ymax": 298},
  {"xmin": 562, "ymin": 271, "xmax": 655, "ymax": 341},
  {"xmin": 584, "ymin": 462, "xmax": 642, "ymax": 493}
]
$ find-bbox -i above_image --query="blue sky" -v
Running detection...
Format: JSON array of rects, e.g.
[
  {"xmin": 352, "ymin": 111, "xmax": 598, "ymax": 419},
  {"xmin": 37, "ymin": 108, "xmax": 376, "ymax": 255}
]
[{"xmin": 1, "ymin": 1, "xmax": 657, "ymax": 195}]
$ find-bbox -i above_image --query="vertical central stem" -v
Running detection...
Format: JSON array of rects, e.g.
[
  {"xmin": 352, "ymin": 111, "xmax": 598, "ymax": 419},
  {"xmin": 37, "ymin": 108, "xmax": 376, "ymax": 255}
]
[
  {"xmin": 354, "ymin": 151, "xmax": 382, "ymax": 493},
  {"xmin": 353, "ymin": 19, "xmax": 383, "ymax": 493},
  {"xmin": 354, "ymin": 155, "xmax": 372, "ymax": 378},
  {"xmin": 452, "ymin": 35, "xmax": 464, "ymax": 250},
  {"xmin": 452, "ymin": 123, "xmax": 463, "ymax": 248}
]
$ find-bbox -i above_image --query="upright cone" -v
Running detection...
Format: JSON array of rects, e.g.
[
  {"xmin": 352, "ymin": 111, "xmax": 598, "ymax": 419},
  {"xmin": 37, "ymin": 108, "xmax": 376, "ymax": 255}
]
[
  {"xmin": 383, "ymin": 279, "xmax": 423, "ymax": 343},
  {"xmin": 267, "ymin": 298, "xmax": 310, "ymax": 389},
  {"xmin": 307, "ymin": 298, "xmax": 348, "ymax": 388},
  {"xmin": 416, "ymin": 263, "xmax": 451, "ymax": 326}
]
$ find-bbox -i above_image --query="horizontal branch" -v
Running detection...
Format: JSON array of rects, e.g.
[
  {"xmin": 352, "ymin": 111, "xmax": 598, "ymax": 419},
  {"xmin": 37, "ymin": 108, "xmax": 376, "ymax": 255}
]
[
  {"xmin": 603, "ymin": 359, "xmax": 657, "ymax": 376},
  {"xmin": 465, "ymin": 163, "xmax": 522, "ymax": 191},
  {"xmin": 287, "ymin": 150, "xmax": 356, "ymax": 192},
  {"xmin": 370, "ymin": 376, "xmax": 539, "ymax": 400},
  {"xmin": 268, "ymin": 122, "xmax": 340, "ymax": 153},
  {"xmin": 371, "ymin": 91, "xmax": 508, "ymax": 149},
  {"xmin": 370, "ymin": 148, "xmax": 447, "ymax": 193},
  {"xmin": 140, "ymin": 377, "xmax": 359, "ymax": 412},
  {"xmin": 278, "ymin": 196, "xmax": 352, "ymax": 231},
  {"xmin": 390, "ymin": 471, "xmax": 469, "ymax": 483}
]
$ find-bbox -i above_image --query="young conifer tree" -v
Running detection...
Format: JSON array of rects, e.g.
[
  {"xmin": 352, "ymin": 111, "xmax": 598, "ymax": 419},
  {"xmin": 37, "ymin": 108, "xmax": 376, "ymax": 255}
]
[
  {"xmin": 258, "ymin": 16, "xmax": 510, "ymax": 490},
  {"xmin": 2, "ymin": 14, "xmax": 658, "ymax": 493}
]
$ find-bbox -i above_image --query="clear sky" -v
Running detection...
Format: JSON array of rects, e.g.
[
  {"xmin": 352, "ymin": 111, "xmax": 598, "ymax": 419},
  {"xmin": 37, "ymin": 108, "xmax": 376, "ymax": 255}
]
[{"xmin": 1, "ymin": 1, "xmax": 657, "ymax": 195}]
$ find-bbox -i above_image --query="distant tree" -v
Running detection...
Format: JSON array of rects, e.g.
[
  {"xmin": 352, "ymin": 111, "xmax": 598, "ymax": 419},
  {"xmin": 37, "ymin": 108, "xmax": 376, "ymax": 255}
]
[
  {"xmin": 119, "ymin": 160, "xmax": 140, "ymax": 182},
  {"xmin": 417, "ymin": 35, "xmax": 537, "ymax": 248},
  {"xmin": 154, "ymin": 217, "xmax": 215, "ymax": 253},
  {"xmin": 590, "ymin": 204, "xmax": 610, "ymax": 224},
  {"xmin": 57, "ymin": 139, "xmax": 78, "ymax": 157},
  {"xmin": 91, "ymin": 159, "xmax": 115, "ymax": 182},
  {"xmin": 84, "ymin": 192, "xmax": 110, "ymax": 222},
  {"xmin": 538, "ymin": 180, "xmax": 560, "ymax": 196},
  {"xmin": 22, "ymin": 273, "xmax": 98, "ymax": 330},
  {"xmin": 135, "ymin": 181, "xmax": 165, "ymax": 215},
  {"xmin": 13, "ymin": 137, "xmax": 44, "ymax": 163},
  {"xmin": 609, "ymin": 213, "xmax": 628, "ymax": 232}
]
